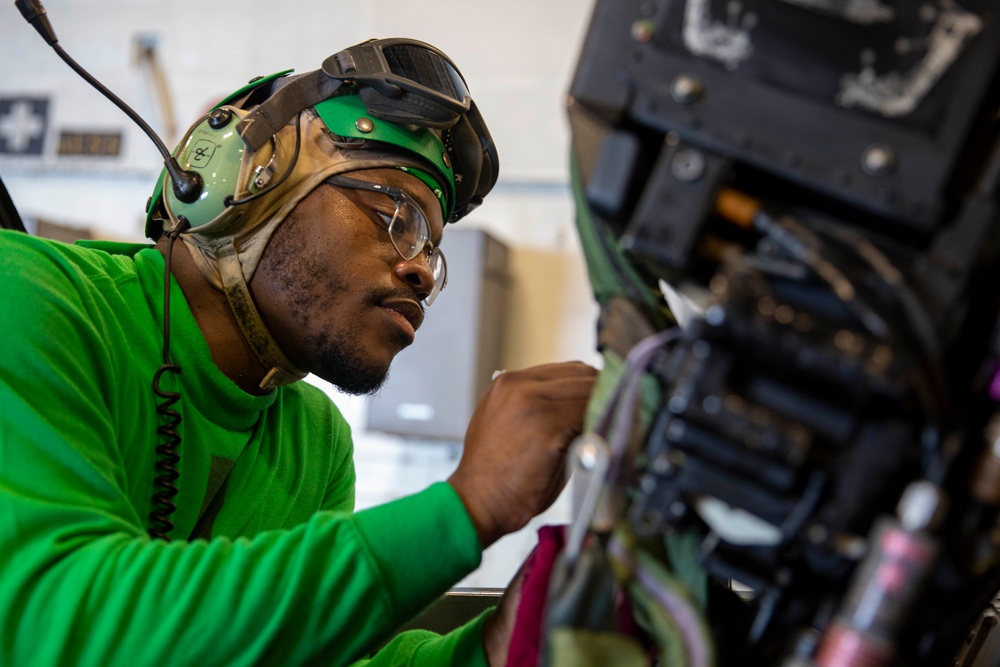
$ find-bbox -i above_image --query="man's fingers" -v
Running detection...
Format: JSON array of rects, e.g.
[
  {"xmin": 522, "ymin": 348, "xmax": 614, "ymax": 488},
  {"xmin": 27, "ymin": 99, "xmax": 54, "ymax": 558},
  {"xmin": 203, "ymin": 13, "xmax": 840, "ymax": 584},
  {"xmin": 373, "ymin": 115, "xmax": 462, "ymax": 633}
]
[
  {"xmin": 490, "ymin": 364, "xmax": 597, "ymax": 400},
  {"xmin": 498, "ymin": 361, "xmax": 597, "ymax": 382},
  {"xmin": 454, "ymin": 361, "xmax": 600, "ymax": 548},
  {"xmin": 535, "ymin": 374, "xmax": 598, "ymax": 400}
]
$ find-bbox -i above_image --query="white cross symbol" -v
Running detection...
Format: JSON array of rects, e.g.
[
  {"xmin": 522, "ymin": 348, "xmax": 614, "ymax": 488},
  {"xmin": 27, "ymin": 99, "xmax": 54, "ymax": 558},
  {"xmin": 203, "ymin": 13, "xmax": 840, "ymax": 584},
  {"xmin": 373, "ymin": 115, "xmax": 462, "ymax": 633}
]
[{"xmin": 0, "ymin": 100, "xmax": 46, "ymax": 153}]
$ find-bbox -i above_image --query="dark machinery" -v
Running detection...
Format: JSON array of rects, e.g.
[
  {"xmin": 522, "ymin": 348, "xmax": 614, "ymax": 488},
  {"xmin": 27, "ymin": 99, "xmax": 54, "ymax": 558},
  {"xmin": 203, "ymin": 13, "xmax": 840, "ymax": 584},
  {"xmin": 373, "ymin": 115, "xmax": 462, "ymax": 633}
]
[{"xmin": 565, "ymin": 1, "xmax": 1000, "ymax": 664}]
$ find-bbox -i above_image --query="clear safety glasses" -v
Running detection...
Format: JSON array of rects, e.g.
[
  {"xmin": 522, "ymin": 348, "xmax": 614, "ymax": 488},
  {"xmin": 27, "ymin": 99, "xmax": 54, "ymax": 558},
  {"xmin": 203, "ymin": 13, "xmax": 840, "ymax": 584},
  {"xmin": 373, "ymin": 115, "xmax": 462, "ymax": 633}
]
[{"xmin": 326, "ymin": 174, "xmax": 448, "ymax": 305}]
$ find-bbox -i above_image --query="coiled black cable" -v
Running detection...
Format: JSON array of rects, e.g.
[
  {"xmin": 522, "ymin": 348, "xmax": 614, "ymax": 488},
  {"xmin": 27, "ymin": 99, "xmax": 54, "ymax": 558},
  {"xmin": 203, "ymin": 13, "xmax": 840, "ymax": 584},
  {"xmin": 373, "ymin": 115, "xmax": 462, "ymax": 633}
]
[{"xmin": 148, "ymin": 217, "xmax": 191, "ymax": 541}]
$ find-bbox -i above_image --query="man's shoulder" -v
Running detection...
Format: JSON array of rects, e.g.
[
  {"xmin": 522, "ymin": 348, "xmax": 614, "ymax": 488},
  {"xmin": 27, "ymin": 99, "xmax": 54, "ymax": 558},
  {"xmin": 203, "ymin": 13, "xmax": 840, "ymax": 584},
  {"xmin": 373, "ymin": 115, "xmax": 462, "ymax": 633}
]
[
  {"xmin": 0, "ymin": 230, "xmax": 152, "ymax": 279},
  {"xmin": 75, "ymin": 238, "xmax": 153, "ymax": 258},
  {"xmin": 0, "ymin": 232, "xmax": 164, "ymax": 336}
]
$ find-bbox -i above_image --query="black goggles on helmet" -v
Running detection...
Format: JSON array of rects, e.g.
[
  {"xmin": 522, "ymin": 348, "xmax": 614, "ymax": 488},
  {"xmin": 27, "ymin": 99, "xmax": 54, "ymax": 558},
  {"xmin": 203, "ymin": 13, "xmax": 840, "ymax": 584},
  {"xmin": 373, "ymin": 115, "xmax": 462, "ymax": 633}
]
[
  {"xmin": 322, "ymin": 38, "xmax": 472, "ymax": 116},
  {"xmin": 322, "ymin": 38, "xmax": 499, "ymax": 222},
  {"xmin": 234, "ymin": 37, "xmax": 499, "ymax": 223}
]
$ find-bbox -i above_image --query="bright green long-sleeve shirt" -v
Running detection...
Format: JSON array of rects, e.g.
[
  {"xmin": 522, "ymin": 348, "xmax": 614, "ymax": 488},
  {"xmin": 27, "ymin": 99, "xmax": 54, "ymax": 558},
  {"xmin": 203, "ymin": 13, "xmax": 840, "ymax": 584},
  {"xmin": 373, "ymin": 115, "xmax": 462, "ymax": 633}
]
[{"xmin": 0, "ymin": 230, "xmax": 489, "ymax": 666}]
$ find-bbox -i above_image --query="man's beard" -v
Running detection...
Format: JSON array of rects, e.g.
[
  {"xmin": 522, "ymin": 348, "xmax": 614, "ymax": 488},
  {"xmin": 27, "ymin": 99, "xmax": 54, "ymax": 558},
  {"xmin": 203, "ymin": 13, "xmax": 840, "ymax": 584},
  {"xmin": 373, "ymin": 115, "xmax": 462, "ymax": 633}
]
[
  {"xmin": 252, "ymin": 211, "xmax": 418, "ymax": 395},
  {"xmin": 310, "ymin": 328, "xmax": 392, "ymax": 395},
  {"xmin": 305, "ymin": 285, "xmax": 416, "ymax": 395}
]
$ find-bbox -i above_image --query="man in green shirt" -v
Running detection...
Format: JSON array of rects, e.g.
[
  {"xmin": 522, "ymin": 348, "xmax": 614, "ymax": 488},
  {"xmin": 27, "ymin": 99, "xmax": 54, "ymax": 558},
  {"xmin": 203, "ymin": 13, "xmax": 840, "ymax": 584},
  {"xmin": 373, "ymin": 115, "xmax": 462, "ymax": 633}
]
[{"xmin": 0, "ymin": 38, "xmax": 595, "ymax": 666}]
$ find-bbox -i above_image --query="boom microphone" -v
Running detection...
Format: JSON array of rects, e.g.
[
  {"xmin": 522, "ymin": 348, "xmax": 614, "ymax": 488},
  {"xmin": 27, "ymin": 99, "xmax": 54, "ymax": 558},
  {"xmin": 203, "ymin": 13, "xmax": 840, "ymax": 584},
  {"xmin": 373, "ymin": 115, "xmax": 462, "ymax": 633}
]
[{"xmin": 15, "ymin": 0, "xmax": 202, "ymax": 203}]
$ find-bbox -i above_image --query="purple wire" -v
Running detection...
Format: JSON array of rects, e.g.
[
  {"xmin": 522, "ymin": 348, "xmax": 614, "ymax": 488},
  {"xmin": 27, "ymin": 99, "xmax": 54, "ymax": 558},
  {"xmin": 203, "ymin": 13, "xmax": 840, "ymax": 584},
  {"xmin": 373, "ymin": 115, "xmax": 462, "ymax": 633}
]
[
  {"xmin": 609, "ymin": 535, "xmax": 713, "ymax": 667},
  {"xmin": 602, "ymin": 327, "xmax": 681, "ymax": 467}
]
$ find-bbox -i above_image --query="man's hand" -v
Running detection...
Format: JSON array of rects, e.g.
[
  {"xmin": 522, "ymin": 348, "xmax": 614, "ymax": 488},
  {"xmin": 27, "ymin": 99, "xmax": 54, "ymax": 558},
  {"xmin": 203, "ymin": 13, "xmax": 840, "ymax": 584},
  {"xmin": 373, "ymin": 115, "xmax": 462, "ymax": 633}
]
[{"xmin": 448, "ymin": 361, "xmax": 597, "ymax": 549}]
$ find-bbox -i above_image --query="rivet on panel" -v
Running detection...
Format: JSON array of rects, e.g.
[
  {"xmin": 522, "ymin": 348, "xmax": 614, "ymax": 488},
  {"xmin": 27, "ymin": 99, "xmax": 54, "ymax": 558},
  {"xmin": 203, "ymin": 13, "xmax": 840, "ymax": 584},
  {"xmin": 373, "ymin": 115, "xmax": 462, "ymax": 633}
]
[
  {"xmin": 862, "ymin": 145, "xmax": 896, "ymax": 176},
  {"xmin": 670, "ymin": 75, "xmax": 703, "ymax": 104}
]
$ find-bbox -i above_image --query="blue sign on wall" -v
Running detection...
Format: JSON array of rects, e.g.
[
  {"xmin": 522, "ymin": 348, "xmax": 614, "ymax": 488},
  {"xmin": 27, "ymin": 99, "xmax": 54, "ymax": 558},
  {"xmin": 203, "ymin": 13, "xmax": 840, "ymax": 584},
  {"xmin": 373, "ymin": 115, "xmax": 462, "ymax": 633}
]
[{"xmin": 0, "ymin": 97, "xmax": 49, "ymax": 156}]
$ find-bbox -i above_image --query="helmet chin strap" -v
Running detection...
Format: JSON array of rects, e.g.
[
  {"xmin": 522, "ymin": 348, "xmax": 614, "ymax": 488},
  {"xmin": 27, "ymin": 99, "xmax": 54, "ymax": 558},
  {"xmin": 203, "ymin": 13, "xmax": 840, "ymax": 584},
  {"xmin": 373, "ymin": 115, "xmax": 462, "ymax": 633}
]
[{"xmin": 213, "ymin": 239, "xmax": 307, "ymax": 391}]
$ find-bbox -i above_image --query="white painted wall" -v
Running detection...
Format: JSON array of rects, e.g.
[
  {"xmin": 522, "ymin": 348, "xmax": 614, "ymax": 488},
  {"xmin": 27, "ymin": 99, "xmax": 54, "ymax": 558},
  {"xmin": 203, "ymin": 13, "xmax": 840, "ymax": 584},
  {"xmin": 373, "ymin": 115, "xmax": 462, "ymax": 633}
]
[{"xmin": 1, "ymin": 0, "xmax": 602, "ymax": 587}]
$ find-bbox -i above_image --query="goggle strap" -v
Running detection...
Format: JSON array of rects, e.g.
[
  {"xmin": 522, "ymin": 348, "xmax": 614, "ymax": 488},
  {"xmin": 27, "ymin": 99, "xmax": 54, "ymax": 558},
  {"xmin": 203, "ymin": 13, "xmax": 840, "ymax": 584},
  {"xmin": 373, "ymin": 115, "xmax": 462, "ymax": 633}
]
[{"xmin": 237, "ymin": 70, "xmax": 344, "ymax": 152}]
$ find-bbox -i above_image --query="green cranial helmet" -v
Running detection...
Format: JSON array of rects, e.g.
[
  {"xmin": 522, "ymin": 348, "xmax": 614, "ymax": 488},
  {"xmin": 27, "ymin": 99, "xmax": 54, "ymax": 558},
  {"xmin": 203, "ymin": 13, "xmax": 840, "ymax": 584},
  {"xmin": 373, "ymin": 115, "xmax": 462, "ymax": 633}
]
[
  {"xmin": 146, "ymin": 38, "xmax": 498, "ymax": 240},
  {"xmin": 144, "ymin": 38, "xmax": 499, "ymax": 391}
]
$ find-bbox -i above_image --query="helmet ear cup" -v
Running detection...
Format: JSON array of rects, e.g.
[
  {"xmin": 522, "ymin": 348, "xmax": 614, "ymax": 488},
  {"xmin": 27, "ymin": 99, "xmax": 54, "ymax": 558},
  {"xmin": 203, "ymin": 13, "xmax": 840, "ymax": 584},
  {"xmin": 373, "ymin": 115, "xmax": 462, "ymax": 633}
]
[{"xmin": 162, "ymin": 106, "xmax": 248, "ymax": 232}]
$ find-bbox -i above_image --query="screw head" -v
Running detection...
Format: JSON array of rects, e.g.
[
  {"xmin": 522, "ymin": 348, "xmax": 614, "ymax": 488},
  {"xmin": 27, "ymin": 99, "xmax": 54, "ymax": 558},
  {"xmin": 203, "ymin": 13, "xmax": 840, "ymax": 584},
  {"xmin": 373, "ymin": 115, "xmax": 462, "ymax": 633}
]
[
  {"xmin": 356, "ymin": 118, "xmax": 374, "ymax": 133},
  {"xmin": 671, "ymin": 75, "xmax": 703, "ymax": 104},
  {"xmin": 671, "ymin": 148, "xmax": 706, "ymax": 182},
  {"xmin": 208, "ymin": 107, "xmax": 233, "ymax": 129},
  {"xmin": 862, "ymin": 145, "xmax": 896, "ymax": 176}
]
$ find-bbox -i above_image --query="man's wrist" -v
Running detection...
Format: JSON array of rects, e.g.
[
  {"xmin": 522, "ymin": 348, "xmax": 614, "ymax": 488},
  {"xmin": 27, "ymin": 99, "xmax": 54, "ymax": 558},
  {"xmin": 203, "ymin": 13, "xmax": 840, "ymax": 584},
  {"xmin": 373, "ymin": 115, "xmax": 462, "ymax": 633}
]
[{"xmin": 446, "ymin": 475, "xmax": 497, "ymax": 549}]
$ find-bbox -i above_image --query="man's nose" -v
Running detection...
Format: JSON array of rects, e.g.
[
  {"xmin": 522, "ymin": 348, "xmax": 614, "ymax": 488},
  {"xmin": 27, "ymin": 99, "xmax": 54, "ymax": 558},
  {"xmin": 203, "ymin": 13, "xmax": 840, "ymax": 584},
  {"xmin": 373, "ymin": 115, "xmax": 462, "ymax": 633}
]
[{"xmin": 393, "ymin": 253, "xmax": 436, "ymax": 301}]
